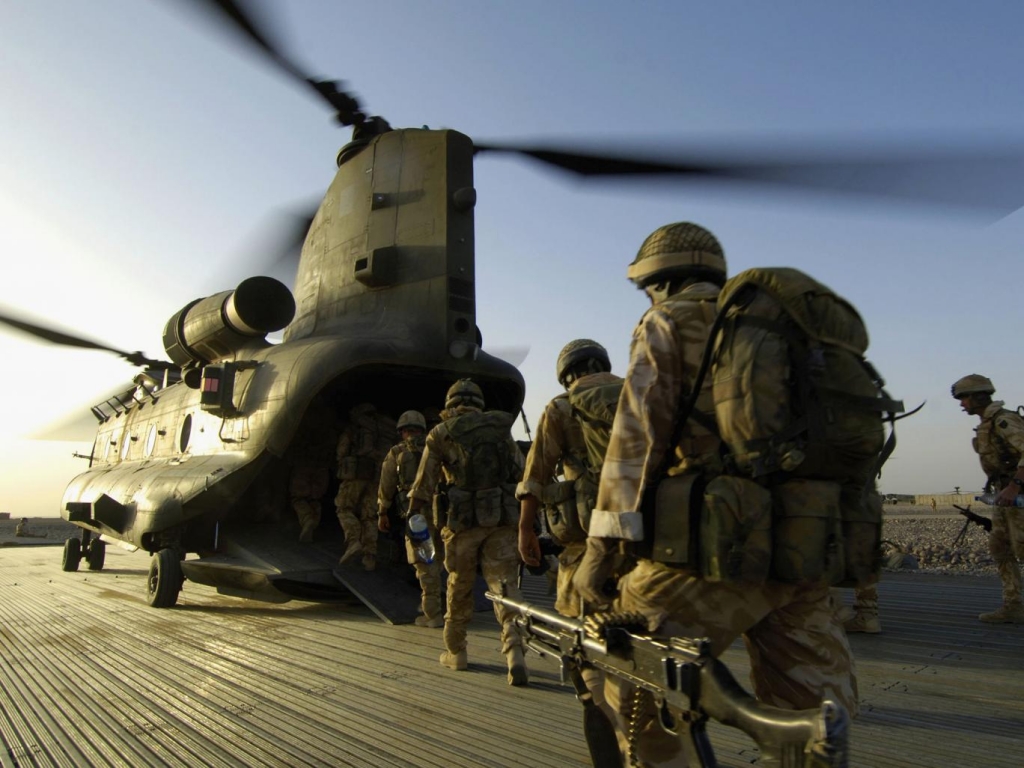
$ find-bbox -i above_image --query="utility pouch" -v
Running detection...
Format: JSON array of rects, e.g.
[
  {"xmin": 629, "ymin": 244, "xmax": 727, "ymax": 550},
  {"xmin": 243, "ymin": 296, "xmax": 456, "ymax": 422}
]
[
  {"xmin": 500, "ymin": 483, "xmax": 520, "ymax": 526},
  {"xmin": 648, "ymin": 473, "xmax": 703, "ymax": 567},
  {"xmin": 542, "ymin": 480, "xmax": 586, "ymax": 545},
  {"xmin": 447, "ymin": 487, "xmax": 475, "ymax": 532},
  {"xmin": 432, "ymin": 490, "xmax": 449, "ymax": 531},
  {"xmin": 338, "ymin": 455, "xmax": 375, "ymax": 481},
  {"xmin": 574, "ymin": 474, "xmax": 599, "ymax": 533},
  {"xmin": 837, "ymin": 485, "xmax": 883, "ymax": 587},
  {"xmin": 474, "ymin": 487, "xmax": 503, "ymax": 528},
  {"xmin": 770, "ymin": 479, "xmax": 844, "ymax": 584},
  {"xmin": 700, "ymin": 475, "xmax": 773, "ymax": 583}
]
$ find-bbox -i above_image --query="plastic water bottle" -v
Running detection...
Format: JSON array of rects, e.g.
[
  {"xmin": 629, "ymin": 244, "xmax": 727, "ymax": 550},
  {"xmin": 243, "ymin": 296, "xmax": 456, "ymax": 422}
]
[
  {"xmin": 974, "ymin": 493, "xmax": 1024, "ymax": 508},
  {"xmin": 407, "ymin": 514, "xmax": 436, "ymax": 564}
]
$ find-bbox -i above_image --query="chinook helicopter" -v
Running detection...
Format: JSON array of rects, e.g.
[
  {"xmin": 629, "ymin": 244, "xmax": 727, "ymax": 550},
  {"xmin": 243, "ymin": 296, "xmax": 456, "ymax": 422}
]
[{"xmin": 3, "ymin": 0, "xmax": 1023, "ymax": 621}]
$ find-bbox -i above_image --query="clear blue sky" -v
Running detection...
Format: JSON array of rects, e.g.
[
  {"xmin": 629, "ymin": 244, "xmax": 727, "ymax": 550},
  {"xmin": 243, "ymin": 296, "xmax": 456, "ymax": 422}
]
[{"xmin": 2, "ymin": 1, "xmax": 1023, "ymax": 514}]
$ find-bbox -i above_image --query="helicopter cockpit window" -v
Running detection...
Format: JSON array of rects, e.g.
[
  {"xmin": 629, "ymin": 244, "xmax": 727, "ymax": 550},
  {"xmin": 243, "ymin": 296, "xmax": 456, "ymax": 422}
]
[
  {"xmin": 144, "ymin": 425, "xmax": 157, "ymax": 458},
  {"xmin": 179, "ymin": 414, "xmax": 192, "ymax": 453}
]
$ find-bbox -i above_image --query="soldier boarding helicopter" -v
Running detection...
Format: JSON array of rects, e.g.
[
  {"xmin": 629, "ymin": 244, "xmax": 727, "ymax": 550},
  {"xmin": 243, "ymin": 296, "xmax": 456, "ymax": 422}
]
[{"xmin": 2, "ymin": 0, "xmax": 1023, "ymax": 621}]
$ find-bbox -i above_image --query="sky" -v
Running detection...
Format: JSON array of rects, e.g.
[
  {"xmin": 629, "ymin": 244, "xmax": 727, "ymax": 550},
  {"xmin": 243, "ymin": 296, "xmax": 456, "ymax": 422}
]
[{"xmin": 1, "ymin": 0, "xmax": 1023, "ymax": 515}]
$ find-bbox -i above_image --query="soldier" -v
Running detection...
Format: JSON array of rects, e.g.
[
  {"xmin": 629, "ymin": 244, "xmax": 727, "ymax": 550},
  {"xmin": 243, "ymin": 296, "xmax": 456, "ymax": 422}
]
[
  {"xmin": 952, "ymin": 374, "xmax": 1024, "ymax": 624},
  {"xmin": 573, "ymin": 223, "xmax": 857, "ymax": 767},
  {"xmin": 407, "ymin": 379, "xmax": 528, "ymax": 685},
  {"xmin": 518, "ymin": 339, "xmax": 622, "ymax": 617},
  {"xmin": 335, "ymin": 402, "xmax": 397, "ymax": 571},
  {"xmin": 289, "ymin": 397, "xmax": 338, "ymax": 543},
  {"xmin": 377, "ymin": 410, "xmax": 443, "ymax": 628}
]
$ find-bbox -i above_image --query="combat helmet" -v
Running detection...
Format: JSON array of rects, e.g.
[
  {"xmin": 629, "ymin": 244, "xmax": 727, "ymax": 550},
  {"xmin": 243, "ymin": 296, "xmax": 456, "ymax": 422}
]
[
  {"xmin": 556, "ymin": 339, "xmax": 611, "ymax": 388},
  {"xmin": 397, "ymin": 410, "xmax": 427, "ymax": 431},
  {"xmin": 445, "ymin": 378, "xmax": 484, "ymax": 410},
  {"xmin": 627, "ymin": 222, "xmax": 726, "ymax": 287},
  {"xmin": 951, "ymin": 374, "xmax": 995, "ymax": 399}
]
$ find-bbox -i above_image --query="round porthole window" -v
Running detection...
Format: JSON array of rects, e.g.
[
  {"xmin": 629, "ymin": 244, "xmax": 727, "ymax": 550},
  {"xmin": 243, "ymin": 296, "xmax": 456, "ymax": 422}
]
[
  {"xmin": 145, "ymin": 425, "xmax": 157, "ymax": 458},
  {"xmin": 179, "ymin": 414, "xmax": 193, "ymax": 452}
]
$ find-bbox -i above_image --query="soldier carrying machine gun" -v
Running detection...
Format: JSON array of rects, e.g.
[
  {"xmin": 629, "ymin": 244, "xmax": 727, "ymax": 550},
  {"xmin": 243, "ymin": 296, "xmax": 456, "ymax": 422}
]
[{"xmin": 488, "ymin": 590, "xmax": 849, "ymax": 768}]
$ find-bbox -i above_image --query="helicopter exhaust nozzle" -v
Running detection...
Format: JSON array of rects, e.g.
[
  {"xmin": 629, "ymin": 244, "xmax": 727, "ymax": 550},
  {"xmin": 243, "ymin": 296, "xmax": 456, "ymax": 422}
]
[
  {"xmin": 225, "ymin": 276, "xmax": 296, "ymax": 335},
  {"xmin": 162, "ymin": 277, "xmax": 296, "ymax": 367}
]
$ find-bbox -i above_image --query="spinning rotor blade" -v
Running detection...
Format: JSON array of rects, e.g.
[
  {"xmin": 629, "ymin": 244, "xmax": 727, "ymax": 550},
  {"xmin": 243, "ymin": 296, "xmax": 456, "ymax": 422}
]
[
  {"xmin": 0, "ymin": 309, "xmax": 172, "ymax": 370},
  {"xmin": 474, "ymin": 141, "xmax": 1024, "ymax": 216},
  {"xmin": 181, "ymin": 0, "xmax": 372, "ymax": 128}
]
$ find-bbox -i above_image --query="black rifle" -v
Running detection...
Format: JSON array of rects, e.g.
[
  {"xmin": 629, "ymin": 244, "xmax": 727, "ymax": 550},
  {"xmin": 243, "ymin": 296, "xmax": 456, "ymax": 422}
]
[
  {"xmin": 951, "ymin": 504, "xmax": 992, "ymax": 548},
  {"xmin": 488, "ymin": 591, "xmax": 848, "ymax": 768}
]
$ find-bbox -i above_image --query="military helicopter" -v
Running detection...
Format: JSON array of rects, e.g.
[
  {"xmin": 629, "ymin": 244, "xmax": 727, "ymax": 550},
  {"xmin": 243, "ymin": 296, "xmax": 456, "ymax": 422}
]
[{"xmin": 2, "ymin": 0, "xmax": 1022, "ymax": 621}]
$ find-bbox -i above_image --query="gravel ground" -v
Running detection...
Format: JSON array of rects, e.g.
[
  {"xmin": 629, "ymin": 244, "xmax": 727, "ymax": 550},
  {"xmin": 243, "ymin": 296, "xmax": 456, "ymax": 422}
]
[
  {"xmin": 880, "ymin": 505, "xmax": 997, "ymax": 576},
  {"xmin": 0, "ymin": 516, "xmax": 79, "ymax": 547}
]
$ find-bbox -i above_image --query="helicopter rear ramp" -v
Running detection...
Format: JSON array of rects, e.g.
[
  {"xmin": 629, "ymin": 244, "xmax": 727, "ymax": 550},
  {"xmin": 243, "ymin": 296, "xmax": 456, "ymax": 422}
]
[{"xmin": 179, "ymin": 523, "xmax": 422, "ymax": 623}]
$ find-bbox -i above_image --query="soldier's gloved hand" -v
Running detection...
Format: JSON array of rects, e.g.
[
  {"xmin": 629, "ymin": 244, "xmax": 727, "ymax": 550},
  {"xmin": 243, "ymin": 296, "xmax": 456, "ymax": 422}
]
[
  {"xmin": 519, "ymin": 527, "xmax": 542, "ymax": 567},
  {"xmin": 377, "ymin": 509, "xmax": 391, "ymax": 533},
  {"xmin": 573, "ymin": 537, "xmax": 621, "ymax": 609}
]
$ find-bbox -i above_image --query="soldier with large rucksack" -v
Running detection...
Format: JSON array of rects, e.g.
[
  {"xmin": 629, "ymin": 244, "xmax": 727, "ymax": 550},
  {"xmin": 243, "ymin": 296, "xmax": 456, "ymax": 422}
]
[
  {"xmin": 575, "ymin": 222, "xmax": 878, "ymax": 767},
  {"xmin": 406, "ymin": 379, "xmax": 529, "ymax": 686}
]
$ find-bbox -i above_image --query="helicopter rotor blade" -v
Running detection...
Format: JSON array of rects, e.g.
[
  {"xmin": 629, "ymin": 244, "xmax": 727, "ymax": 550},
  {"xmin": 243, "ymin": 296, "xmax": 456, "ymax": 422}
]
[
  {"xmin": 0, "ymin": 309, "xmax": 173, "ymax": 370},
  {"xmin": 180, "ymin": 0, "xmax": 369, "ymax": 127},
  {"xmin": 474, "ymin": 141, "xmax": 1024, "ymax": 216}
]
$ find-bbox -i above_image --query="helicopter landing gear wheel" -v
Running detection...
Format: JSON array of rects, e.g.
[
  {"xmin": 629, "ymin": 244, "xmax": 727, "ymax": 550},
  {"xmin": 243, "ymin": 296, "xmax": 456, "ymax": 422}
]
[
  {"xmin": 61, "ymin": 538, "xmax": 82, "ymax": 572},
  {"xmin": 147, "ymin": 549, "xmax": 183, "ymax": 608},
  {"xmin": 86, "ymin": 539, "xmax": 106, "ymax": 571}
]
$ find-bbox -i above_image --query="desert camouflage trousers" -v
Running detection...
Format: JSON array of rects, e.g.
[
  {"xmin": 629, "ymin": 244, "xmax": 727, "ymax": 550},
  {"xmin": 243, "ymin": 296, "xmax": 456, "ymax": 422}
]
[
  {"xmin": 335, "ymin": 479, "xmax": 379, "ymax": 556},
  {"xmin": 853, "ymin": 583, "xmax": 879, "ymax": 614},
  {"xmin": 991, "ymin": 506, "xmax": 1024, "ymax": 605},
  {"xmin": 440, "ymin": 524, "xmax": 524, "ymax": 656},
  {"xmin": 554, "ymin": 541, "xmax": 588, "ymax": 618},
  {"xmin": 405, "ymin": 525, "xmax": 443, "ymax": 620},
  {"xmin": 605, "ymin": 559, "xmax": 858, "ymax": 768},
  {"xmin": 290, "ymin": 465, "xmax": 329, "ymax": 529}
]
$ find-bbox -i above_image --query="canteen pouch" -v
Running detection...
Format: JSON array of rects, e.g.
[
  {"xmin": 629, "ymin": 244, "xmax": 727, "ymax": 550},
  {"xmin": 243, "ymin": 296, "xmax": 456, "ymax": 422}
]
[
  {"xmin": 474, "ymin": 487, "xmax": 503, "ymax": 527},
  {"xmin": 771, "ymin": 479, "xmax": 844, "ymax": 584},
  {"xmin": 649, "ymin": 473, "xmax": 703, "ymax": 567},
  {"xmin": 700, "ymin": 475, "xmax": 773, "ymax": 584},
  {"xmin": 838, "ymin": 484, "xmax": 883, "ymax": 587},
  {"xmin": 447, "ymin": 487, "xmax": 475, "ymax": 532},
  {"xmin": 338, "ymin": 455, "xmax": 375, "ymax": 481},
  {"xmin": 543, "ymin": 480, "xmax": 586, "ymax": 544},
  {"xmin": 500, "ymin": 483, "xmax": 520, "ymax": 526},
  {"xmin": 574, "ymin": 474, "xmax": 599, "ymax": 533}
]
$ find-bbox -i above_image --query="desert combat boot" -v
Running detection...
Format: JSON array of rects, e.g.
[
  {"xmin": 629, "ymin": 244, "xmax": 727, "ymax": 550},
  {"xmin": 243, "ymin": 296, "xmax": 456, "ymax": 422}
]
[
  {"xmin": 843, "ymin": 611, "xmax": 881, "ymax": 634},
  {"xmin": 439, "ymin": 649, "xmax": 468, "ymax": 671},
  {"xmin": 979, "ymin": 602, "xmax": 1024, "ymax": 624},
  {"xmin": 505, "ymin": 646, "xmax": 529, "ymax": 686}
]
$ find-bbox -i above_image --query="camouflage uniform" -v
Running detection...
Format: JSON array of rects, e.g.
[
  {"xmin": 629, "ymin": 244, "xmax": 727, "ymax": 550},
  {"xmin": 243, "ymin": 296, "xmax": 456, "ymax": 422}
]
[
  {"xmin": 378, "ymin": 434, "xmax": 442, "ymax": 623},
  {"xmin": 586, "ymin": 283, "xmax": 858, "ymax": 767},
  {"xmin": 408, "ymin": 405, "xmax": 526, "ymax": 672},
  {"xmin": 518, "ymin": 372, "xmax": 622, "ymax": 617},
  {"xmin": 972, "ymin": 401, "xmax": 1024, "ymax": 607},
  {"xmin": 335, "ymin": 405, "xmax": 396, "ymax": 568},
  {"xmin": 289, "ymin": 401, "xmax": 337, "ymax": 541}
]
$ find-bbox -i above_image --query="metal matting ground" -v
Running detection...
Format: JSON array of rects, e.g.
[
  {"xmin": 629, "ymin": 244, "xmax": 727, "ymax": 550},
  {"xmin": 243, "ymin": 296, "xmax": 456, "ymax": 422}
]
[{"xmin": 1, "ymin": 546, "xmax": 1021, "ymax": 767}]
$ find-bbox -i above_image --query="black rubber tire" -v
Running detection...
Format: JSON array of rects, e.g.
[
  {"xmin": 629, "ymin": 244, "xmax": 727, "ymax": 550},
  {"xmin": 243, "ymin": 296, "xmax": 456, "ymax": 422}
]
[
  {"xmin": 146, "ymin": 549, "xmax": 183, "ymax": 608},
  {"xmin": 86, "ymin": 539, "xmax": 106, "ymax": 571},
  {"xmin": 61, "ymin": 538, "xmax": 81, "ymax": 572}
]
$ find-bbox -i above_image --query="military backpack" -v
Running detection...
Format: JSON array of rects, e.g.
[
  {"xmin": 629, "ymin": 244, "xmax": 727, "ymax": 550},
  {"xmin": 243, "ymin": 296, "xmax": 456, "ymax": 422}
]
[{"xmin": 443, "ymin": 410, "xmax": 520, "ymax": 531}]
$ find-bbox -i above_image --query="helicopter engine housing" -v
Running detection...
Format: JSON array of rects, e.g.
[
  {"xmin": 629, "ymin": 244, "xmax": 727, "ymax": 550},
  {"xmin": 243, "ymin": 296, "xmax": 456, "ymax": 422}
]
[{"xmin": 162, "ymin": 276, "xmax": 295, "ymax": 367}]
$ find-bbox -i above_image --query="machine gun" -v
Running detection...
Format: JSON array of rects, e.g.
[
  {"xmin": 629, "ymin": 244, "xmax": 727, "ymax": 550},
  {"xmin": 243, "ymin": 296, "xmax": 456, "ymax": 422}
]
[
  {"xmin": 488, "ymin": 591, "xmax": 848, "ymax": 768},
  {"xmin": 951, "ymin": 504, "xmax": 992, "ymax": 548}
]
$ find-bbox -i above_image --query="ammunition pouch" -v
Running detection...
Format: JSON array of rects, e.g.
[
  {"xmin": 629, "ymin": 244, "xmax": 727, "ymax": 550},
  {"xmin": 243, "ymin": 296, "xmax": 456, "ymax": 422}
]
[
  {"xmin": 700, "ymin": 475, "xmax": 773, "ymax": 584},
  {"xmin": 646, "ymin": 472, "xmax": 704, "ymax": 567},
  {"xmin": 542, "ymin": 479, "xmax": 587, "ymax": 545},
  {"xmin": 338, "ymin": 455, "xmax": 376, "ymax": 481},
  {"xmin": 836, "ymin": 485, "xmax": 883, "ymax": 588},
  {"xmin": 500, "ymin": 483, "xmax": 520, "ymax": 527},
  {"xmin": 474, "ymin": 487, "xmax": 504, "ymax": 527},
  {"xmin": 770, "ymin": 479, "xmax": 844, "ymax": 585},
  {"xmin": 574, "ymin": 474, "xmax": 598, "ymax": 533},
  {"xmin": 446, "ymin": 487, "xmax": 475, "ymax": 532}
]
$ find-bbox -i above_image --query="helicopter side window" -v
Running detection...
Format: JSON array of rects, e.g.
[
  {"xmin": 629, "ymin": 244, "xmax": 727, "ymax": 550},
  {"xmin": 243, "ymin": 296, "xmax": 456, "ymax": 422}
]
[
  {"xmin": 144, "ymin": 425, "xmax": 157, "ymax": 458},
  {"xmin": 179, "ymin": 414, "xmax": 192, "ymax": 453},
  {"xmin": 121, "ymin": 433, "xmax": 132, "ymax": 461}
]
